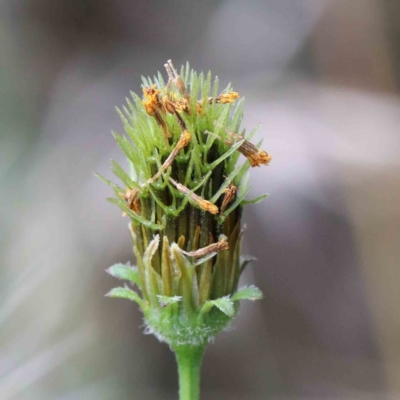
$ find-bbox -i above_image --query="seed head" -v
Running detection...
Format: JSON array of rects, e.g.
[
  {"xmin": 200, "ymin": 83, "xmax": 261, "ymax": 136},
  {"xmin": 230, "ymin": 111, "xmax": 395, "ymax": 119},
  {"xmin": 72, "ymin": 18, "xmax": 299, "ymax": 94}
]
[{"xmin": 102, "ymin": 60, "xmax": 270, "ymax": 346}]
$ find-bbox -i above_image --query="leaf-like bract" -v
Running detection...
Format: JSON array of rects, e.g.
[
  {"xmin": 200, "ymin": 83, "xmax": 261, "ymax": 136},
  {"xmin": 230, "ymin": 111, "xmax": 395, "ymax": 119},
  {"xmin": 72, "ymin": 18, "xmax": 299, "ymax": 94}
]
[
  {"xmin": 157, "ymin": 295, "xmax": 182, "ymax": 307},
  {"xmin": 241, "ymin": 193, "xmax": 269, "ymax": 205},
  {"xmin": 232, "ymin": 286, "xmax": 263, "ymax": 302},
  {"xmin": 106, "ymin": 263, "xmax": 141, "ymax": 287},
  {"xmin": 106, "ymin": 287, "xmax": 145, "ymax": 309},
  {"xmin": 207, "ymin": 296, "xmax": 234, "ymax": 317}
]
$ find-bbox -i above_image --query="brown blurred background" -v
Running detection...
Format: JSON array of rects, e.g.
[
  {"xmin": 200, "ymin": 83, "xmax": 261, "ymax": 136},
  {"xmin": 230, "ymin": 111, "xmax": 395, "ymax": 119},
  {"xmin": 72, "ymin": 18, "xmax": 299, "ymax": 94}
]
[{"xmin": 1, "ymin": 1, "xmax": 400, "ymax": 399}]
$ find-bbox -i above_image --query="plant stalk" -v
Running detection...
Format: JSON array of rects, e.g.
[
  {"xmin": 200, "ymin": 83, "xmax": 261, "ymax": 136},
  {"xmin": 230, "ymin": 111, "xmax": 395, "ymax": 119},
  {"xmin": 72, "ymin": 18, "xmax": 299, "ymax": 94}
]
[{"xmin": 174, "ymin": 344, "xmax": 206, "ymax": 400}]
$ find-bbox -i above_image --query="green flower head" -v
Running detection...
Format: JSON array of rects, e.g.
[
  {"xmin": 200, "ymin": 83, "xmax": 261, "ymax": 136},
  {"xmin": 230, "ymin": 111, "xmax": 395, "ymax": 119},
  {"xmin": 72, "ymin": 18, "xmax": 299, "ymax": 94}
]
[{"xmin": 98, "ymin": 60, "xmax": 271, "ymax": 347}]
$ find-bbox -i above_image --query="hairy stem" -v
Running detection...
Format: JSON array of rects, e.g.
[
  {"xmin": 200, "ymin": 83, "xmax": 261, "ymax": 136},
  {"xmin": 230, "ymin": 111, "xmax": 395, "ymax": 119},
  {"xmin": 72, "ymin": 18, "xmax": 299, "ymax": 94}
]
[{"xmin": 174, "ymin": 344, "xmax": 206, "ymax": 400}]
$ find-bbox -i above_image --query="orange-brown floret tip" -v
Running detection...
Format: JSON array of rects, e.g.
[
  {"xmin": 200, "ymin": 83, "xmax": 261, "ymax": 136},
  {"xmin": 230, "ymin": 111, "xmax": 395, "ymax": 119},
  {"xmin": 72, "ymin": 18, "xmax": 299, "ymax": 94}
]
[
  {"xmin": 220, "ymin": 183, "xmax": 237, "ymax": 215},
  {"xmin": 216, "ymin": 91, "xmax": 240, "ymax": 104},
  {"xmin": 221, "ymin": 126, "xmax": 272, "ymax": 168},
  {"xmin": 161, "ymin": 95, "xmax": 176, "ymax": 114},
  {"xmin": 178, "ymin": 130, "xmax": 191, "ymax": 147},
  {"xmin": 197, "ymin": 199, "xmax": 219, "ymax": 215},
  {"xmin": 175, "ymin": 98, "xmax": 189, "ymax": 113},
  {"xmin": 196, "ymin": 102, "xmax": 203, "ymax": 114},
  {"xmin": 145, "ymin": 130, "xmax": 191, "ymax": 185},
  {"xmin": 142, "ymin": 85, "xmax": 172, "ymax": 140},
  {"xmin": 181, "ymin": 237, "xmax": 229, "ymax": 257},
  {"xmin": 119, "ymin": 188, "xmax": 140, "ymax": 216},
  {"xmin": 169, "ymin": 178, "xmax": 219, "ymax": 215},
  {"xmin": 142, "ymin": 85, "xmax": 162, "ymax": 116},
  {"xmin": 247, "ymin": 149, "xmax": 272, "ymax": 167},
  {"xmin": 161, "ymin": 94, "xmax": 189, "ymax": 114}
]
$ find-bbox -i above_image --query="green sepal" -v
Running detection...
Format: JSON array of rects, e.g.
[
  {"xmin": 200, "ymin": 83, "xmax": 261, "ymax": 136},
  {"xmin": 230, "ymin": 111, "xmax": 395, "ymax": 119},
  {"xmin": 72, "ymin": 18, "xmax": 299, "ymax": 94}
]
[
  {"xmin": 143, "ymin": 235, "xmax": 162, "ymax": 307},
  {"xmin": 94, "ymin": 172, "xmax": 125, "ymax": 198},
  {"xmin": 232, "ymin": 286, "xmax": 263, "ymax": 302},
  {"xmin": 157, "ymin": 295, "xmax": 182, "ymax": 307},
  {"xmin": 200, "ymin": 296, "xmax": 234, "ymax": 318},
  {"xmin": 206, "ymin": 139, "xmax": 245, "ymax": 171},
  {"xmin": 111, "ymin": 159, "xmax": 139, "ymax": 189},
  {"xmin": 112, "ymin": 131, "xmax": 136, "ymax": 164},
  {"xmin": 106, "ymin": 286, "xmax": 147, "ymax": 311},
  {"xmin": 171, "ymin": 243, "xmax": 198, "ymax": 313},
  {"xmin": 106, "ymin": 263, "xmax": 141, "ymax": 287},
  {"xmin": 241, "ymin": 193, "xmax": 269, "ymax": 205},
  {"xmin": 107, "ymin": 197, "xmax": 165, "ymax": 230}
]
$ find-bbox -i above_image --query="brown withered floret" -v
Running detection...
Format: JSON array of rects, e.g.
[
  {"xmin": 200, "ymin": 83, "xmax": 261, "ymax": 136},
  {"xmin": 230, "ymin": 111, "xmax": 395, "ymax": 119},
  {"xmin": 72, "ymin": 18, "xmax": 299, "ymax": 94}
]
[
  {"xmin": 220, "ymin": 182, "xmax": 237, "ymax": 215},
  {"xmin": 161, "ymin": 94, "xmax": 176, "ymax": 114},
  {"xmin": 196, "ymin": 102, "xmax": 204, "ymax": 114},
  {"xmin": 208, "ymin": 124, "xmax": 272, "ymax": 167},
  {"xmin": 196, "ymin": 91, "xmax": 240, "ymax": 113},
  {"xmin": 142, "ymin": 85, "xmax": 171, "ymax": 141},
  {"xmin": 236, "ymin": 141, "xmax": 272, "ymax": 167},
  {"xmin": 142, "ymin": 85, "xmax": 162, "ymax": 115},
  {"xmin": 164, "ymin": 59, "xmax": 190, "ymax": 100},
  {"xmin": 161, "ymin": 93, "xmax": 189, "ymax": 115},
  {"xmin": 175, "ymin": 98, "xmax": 189, "ymax": 113},
  {"xmin": 180, "ymin": 237, "xmax": 229, "ymax": 258},
  {"xmin": 147, "ymin": 130, "xmax": 191, "ymax": 184},
  {"xmin": 119, "ymin": 187, "xmax": 140, "ymax": 216},
  {"xmin": 169, "ymin": 178, "xmax": 219, "ymax": 215},
  {"xmin": 215, "ymin": 91, "xmax": 239, "ymax": 104}
]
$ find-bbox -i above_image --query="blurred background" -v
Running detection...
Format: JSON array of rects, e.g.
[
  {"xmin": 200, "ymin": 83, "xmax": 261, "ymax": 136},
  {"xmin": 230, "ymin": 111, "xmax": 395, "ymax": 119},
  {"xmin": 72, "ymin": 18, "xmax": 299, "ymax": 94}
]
[{"xmin": 1, "ymin": 0, "xmax": 400, "ymax": 399}]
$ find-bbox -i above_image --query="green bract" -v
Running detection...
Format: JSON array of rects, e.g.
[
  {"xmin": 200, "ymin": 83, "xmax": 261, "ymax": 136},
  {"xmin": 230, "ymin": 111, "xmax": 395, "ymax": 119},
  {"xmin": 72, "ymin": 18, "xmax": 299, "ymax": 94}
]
[{"xmin": 100, "ymin": 61, "xmax": 270, "ymax": 348}]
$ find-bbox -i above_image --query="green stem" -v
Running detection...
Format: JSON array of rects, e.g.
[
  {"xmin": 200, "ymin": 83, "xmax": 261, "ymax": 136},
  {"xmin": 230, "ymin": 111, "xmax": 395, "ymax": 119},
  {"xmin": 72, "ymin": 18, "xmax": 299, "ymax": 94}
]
[{"xmin": 173, "ymin": 344, "xmax": 205, "ymax": 400}]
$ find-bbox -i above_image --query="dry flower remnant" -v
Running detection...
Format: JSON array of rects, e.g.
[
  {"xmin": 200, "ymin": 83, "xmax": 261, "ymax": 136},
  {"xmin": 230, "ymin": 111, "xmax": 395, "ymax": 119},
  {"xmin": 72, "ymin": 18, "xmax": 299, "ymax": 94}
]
[
  {"xmin": 147, "ymin": 130, "xmax": 191, "ymax": 184},
  {"xmin": 220, "ymin": 182, "xmax": 237, "ymax": 215},
  {"xmin": 164, "ymin": 59, "xmax": 190, "ymax": 100},
  {"xmin": 180, "ymin": 237, "xmax": 229, "ymax": 258},
  {"xmin": 119, "ymin": 188, "xmax": 140, "ymax": 216},
  {"xmin": 169, "ymin": 177, "xmax": 219, "ymax": 215},
  {"xmin": 206, "ymin": 122, "xmax": 272, "ymax": 167},
  {"xmin": 98, "ymin": 60, "xmax": 271, "ymax": 400},
  {"xmin": 142, "ymin": 84, "xmax": 171, "ymax": 141},
  {"xmin": 196, "ymin": 91, "xmax": 239, "ymax": 113}
]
